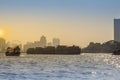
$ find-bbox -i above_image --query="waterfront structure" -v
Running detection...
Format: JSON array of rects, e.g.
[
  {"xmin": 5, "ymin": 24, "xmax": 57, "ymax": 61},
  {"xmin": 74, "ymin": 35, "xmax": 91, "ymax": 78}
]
[
  {"xmin": 114, "ymin": 19, "xmax": 120, "ymax": 42},
  {"xmin": 53, "ymin": 38, "xmax": 60, "ymax": 47},
  {"xmin": 27, "ymin": 45, "xmax": 81, "ymax": 55},
  {"xmin": 0, "ymin": 38, "xmax": 6, "ymax": 52}
]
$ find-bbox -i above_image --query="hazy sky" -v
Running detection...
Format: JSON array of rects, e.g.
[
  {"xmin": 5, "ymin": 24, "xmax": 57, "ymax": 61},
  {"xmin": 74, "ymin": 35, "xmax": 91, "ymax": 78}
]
[{"xmin": 0, "ymin": 0, "xmax": 120, "ymax": 47}]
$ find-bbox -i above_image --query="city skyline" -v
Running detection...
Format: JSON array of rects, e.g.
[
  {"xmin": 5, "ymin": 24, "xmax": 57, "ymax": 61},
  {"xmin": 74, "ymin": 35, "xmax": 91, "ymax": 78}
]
[
  {"xmin": 0, "ymin": 0, "xmax": 120, "ymax": 47},
  {"xmin": 24, "ymin": 36, "xmax": 60, "ymax": 52},
  {"xmin": 0, "ymin": 36, "xmax": 61, "ymax": 52}
]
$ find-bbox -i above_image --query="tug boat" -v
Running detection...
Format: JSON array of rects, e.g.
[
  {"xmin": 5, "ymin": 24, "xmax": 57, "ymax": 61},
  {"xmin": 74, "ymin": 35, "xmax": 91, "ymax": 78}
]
[{"xmin": 5, "ymin": 46, "xmax": 21, "ymax": 56}]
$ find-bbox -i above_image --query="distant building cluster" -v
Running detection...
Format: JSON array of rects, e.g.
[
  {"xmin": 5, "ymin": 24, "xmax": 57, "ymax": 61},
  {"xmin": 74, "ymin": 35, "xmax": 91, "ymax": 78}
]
[
  {"xmin": 23, "ymin": 36, "xmax": 60, "ymax": 52},
  {"xmin": 0, "ymin": 36, "xmax": 60, "ymax": 52}
]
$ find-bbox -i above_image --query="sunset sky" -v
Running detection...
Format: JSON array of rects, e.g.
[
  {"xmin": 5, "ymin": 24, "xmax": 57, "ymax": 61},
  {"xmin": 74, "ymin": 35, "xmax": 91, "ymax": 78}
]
[{"xmin": 0, "ymin": 0, "xmax": 120, "ymax": 47}]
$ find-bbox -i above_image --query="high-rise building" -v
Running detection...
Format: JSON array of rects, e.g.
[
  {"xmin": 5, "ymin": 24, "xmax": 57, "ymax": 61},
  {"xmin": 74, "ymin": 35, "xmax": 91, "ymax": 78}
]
[
  {"xmin": 0, "ymin": 38, "xmax": 5, "ymax": 52},
  {"xmin": 114, "ymin": 19, "xmax": 120, "ymax": 42},
  {"xmin": 53, "ymin": 38, "xmax": 60, "ymax": 47},
  {"xmin": 40, "ymin": 36, "xmax": 47, "ymax": 48}
]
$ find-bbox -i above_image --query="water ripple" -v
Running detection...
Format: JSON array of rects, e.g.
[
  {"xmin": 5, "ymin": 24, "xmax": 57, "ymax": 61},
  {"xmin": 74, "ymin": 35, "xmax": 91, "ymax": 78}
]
[{"xmin": 0, "ymin": 53, "xmax": 119, "ymax": 80}]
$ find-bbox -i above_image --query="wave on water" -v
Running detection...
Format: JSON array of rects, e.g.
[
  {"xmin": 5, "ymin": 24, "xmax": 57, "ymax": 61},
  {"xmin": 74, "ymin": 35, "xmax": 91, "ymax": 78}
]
[{"xmin": 0, "ymin": 53, "xmax": 119, "ymax": 80}]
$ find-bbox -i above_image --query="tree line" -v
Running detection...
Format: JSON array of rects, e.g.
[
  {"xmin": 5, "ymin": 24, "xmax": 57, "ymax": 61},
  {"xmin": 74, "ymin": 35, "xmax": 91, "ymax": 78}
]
[{"xmin": 82, "ymin": 40, "xmax": 120, "ymax": 53}]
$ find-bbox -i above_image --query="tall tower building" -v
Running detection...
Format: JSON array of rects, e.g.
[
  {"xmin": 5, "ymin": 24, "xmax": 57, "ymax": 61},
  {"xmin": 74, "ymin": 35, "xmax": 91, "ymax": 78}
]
[
  {"xmin": 114, "ymin": 19, "xmax": 120, "ymax": 42},
  {"xmin": 0, "ymin": 38, "xmax": 5, "ymax": 52},
  {"xmin": 53, "ymin": 38, "xmax": 60, "ymax": 47},
  {"xmin": 40, "ymin": 36, "xmax": 47, "ymax": 48}
]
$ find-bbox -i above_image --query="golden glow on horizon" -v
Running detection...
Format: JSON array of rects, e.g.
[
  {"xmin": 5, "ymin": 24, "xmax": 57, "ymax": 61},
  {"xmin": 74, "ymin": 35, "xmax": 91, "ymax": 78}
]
[
  {"xmin": 0, "ymin": 15, "xmax": 113, "ymax": 47},
  {"xmin": 0, "ymin": 29, "xmax": 5, "ymax": 38},
  {"xmin": 0, "ymin": 24, "xmax": 11, "ymax": 39}
]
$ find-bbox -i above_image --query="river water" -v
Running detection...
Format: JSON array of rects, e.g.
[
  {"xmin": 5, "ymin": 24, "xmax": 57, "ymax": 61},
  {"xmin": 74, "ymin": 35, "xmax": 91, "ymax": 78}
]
[{"xmin": 0, "ymin": 53, "xmax": 119, "ymax": 80}]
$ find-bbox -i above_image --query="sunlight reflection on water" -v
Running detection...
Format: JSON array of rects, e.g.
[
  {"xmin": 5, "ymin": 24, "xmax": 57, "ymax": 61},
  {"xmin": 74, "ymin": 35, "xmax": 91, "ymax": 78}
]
[{"xmin": 0, "ymin": 53, "xmax": 119, "ymax": 80}]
